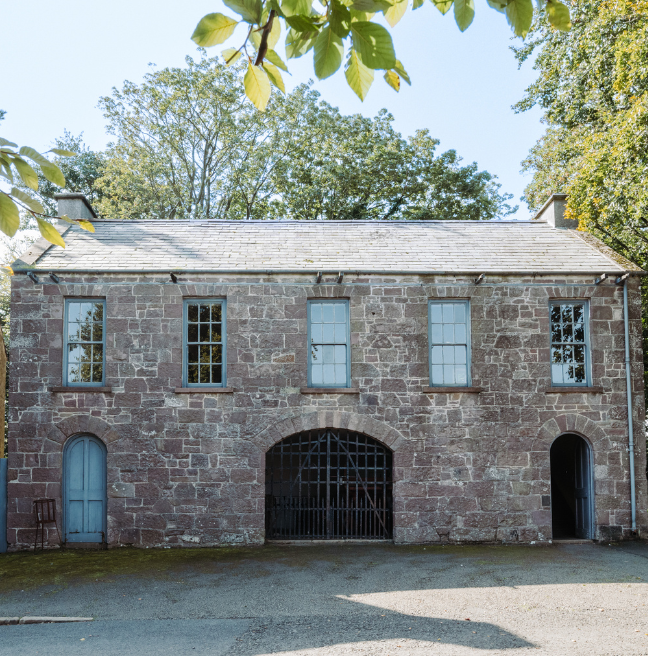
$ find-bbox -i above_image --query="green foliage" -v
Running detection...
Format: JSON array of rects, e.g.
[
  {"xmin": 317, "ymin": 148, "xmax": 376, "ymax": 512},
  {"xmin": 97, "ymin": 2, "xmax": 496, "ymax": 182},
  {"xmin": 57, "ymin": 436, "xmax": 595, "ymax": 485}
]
[
  {"xmin": 94, "ymin": 56, "xmax": 515, "ymax": 223},
  {"xmin": 515, "ymin": 0, "xmax": 648, "ymax": 403},
  {"xmin": 192, "ymin": 0, "xmax": 572, "ymax": 109}
]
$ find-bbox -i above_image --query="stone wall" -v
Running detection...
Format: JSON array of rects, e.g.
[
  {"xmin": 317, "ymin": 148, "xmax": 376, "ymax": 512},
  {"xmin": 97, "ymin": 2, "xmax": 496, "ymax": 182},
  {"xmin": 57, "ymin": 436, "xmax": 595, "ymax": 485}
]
[{"xmin": 6, "ymin": 273, "xmax": 647, "ymax": 548}]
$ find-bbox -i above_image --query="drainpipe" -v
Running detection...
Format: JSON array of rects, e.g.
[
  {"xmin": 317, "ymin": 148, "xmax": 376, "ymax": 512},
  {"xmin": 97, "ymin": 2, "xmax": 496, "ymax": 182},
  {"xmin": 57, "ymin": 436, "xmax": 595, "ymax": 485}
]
[{"xmin": 622, "ymin": 278, "xmax": 637, "ymax": 532}]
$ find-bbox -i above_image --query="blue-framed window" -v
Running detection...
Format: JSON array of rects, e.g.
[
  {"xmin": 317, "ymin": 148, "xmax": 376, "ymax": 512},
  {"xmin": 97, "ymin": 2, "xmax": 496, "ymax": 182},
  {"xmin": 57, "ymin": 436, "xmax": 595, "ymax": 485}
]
[
  {"xmin": 429, "ymin": 300, "xmax": 471, "ymax": 387},
  {"xmin": 308, "ymin": 299, "xmax": 350, "ymax": 388},
  {"xmin": 64, "ymin": 299, "xmax": 106, "ymax": 386},
  {"xmin": 550, "ymin": 300, "xmax": 590, "ymax": 386},
  {"xmin": 183, "ymin": 299, "xmax": 226, "ymax": 387}
]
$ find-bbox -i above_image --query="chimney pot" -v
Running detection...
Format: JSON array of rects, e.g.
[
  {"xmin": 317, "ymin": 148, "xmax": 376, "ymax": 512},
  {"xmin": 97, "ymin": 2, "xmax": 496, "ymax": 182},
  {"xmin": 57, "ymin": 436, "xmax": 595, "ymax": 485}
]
[
  {"xmin": 54, "ymin": 193, "xmax": 97, "ymax": 220},
  {"xmin": 533, "ymin": 193, "xmax": 577, "ymax": 228}
]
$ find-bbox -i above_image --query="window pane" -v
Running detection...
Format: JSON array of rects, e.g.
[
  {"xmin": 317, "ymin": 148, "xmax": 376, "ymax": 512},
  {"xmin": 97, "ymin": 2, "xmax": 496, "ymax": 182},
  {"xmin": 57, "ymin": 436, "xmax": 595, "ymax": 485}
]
[
  {"xmin": 431, "ymin": 364, "xmax": 443, "ymax": 385},
  {"xmin": 311, "ymin": 364, "xmax": 323, "ymax": 384},
  {"xmin": 92, "ymin": 323, "xmax": 103, "ymax": 342},
  {"xmin": 442, "ymin": 345, "xmax": 455, "ymax": 364},
  {"xmin": 67, "ymin": 323, "xmax": 80, "ymax": 342},
  {"xmin": 322, "ymin": 345, "xmax": 334, "ymax": 364},
  {"xmin": 80, "ymin": 344, "xmax": 92, "ymax": 363},
  {"xmin": 561, "ymin": 305, "xmax": 572, "ymax": 323},
  {"xmin": 199, "ymin": 305, "xmax": 210, "ymax": 322},
  {"xmin": 68, "ymin": 344, "xmax": 81, "ymax": 363},
  {"xmin": 93, "ymin": 345, "xmax": 103, "ymax": 364},
  {"xmin": 574, "ymin": 364, "xmax": 585, "ymax": 383},
  {"xmin": 431, "ymin": 345, "xmax": 443, "ymax": 364},
  {"xmin": 200, "ymin": 324, "xmax": 210, "ymax": 342},
  {"xmin": 188, "ymin": 345, "xmax": 199, "ymax": 363},
  {"xmin": 322, "ymin": 323, "xmax": 335, "ymax": 343},
  {"xmin": 188, "ymin": 364, "xmax": 199, "ymax": 383},
  {"xmin": 187, "ymin": 304, "xmax": 198, "ymax": 322},
  {"xmin": 200, "ymin": 364, "xmax": 210, "ymax": 384},
  {"xmin": 92, "ymin": 364, "xmax": 103, "ymax": 383},
  {"xmin": 92, "ymin": 303, "xmax": 104, "ymax": 321},
  {"xmin": 310, "ymin": 324, "xmax": 322, "ymax": 343},
  {"xmin": 212, "ymin": 365, "xmax": 222, "ymax": 384},
  {"xmin": 443, "ymin": 324, "xmax": 454, "ymax": 344},
  {"xmin": 562, "ymin": 323, "xmax": 573, "ymax": 341},
  {"xmin": 430, "ymin": 304, "xmax": 443, "ymax": 323},
  {"xmin": 188, "ymin": 324, "xmax": 198, "ymax": 342},
  {"xmin": 310, "ymin": 303, "xmax": 322, "ymax": 323},
  {"xmin": 68, "ymin": 365, "xmax": 80, "ymax": 383},
  {"xmin": 322, "ymin": 304, "xmax": 335, "ymax": 323},
  {"xmin": 333, "ymin": 323, "xmax": 347, "ymax": 344},
  {"xmin": 455, "ymin": 345, "xmax": 466, "ymax": 365},
  {"xmin": 455, "ymin": 365, "xmax": 467, "ymax": 385},
  {"xmin": 550, "ymin": 305, "xmax": 561, "ymax": 323},
  {"xmin": 334, "ymin": 364, "xmax": 346, "ymax": 384},
  {"xmin": 551, "ymin": 364, "xmax": 563, "ymax": 384},
  {"xmin": 454, "ymin": 304, "xmax": 466, "ymax": 323},
  {"xmin": 454, "ymin": 323, "xmax": 466, "ymax": 344},
  {"xmin": 443, "ymin": 364, "xmax": 455, "ymax": 384},
  {"xmin": 574, "ymin": 324, "xmax": 585, "ymax": 342},
  {"xmin": 310, "ymin": 345, "xmax": 320, "ymax": 363},
  {"xmin": 334, "ymin": 303, "xmax": 346, "ymax": 323},
  {"xmin": 431, "ymin": 324, "xmax": 443, "ymax": 344},
  {"xmin": 574, "ymin": 345, "xmax": 584, "ymax": 363},
  {"xmin": 211, "ymin": 344, "xmax": 223, "ymax": 363},
  {"xmin": 573, "ymin": 304, "xmax": 584, "ymax": 323},
  {"xmin": 211, "ymin": 304, "xmax": 222, "ymax": 322},
  {"xmin": 68, "ymin": 303, "xmax": 81, "ymax": 322},
  {"xmin": 200, "ymin": 345, "xmax": 211, "ymax": 363},
  {"xmin": 211, "ymin": 326, "xmax": 221, "ymax": 343},
  {"xmin": 80, "ymin": 363, "xmax": 91, "ymax": 381},
  {"xmin": 80, "ymin": 321, "xmax": 92, "ymax": 342},
  {"xmin": 442, "ymin": 304, "xmax": 454, "ymax": 323},
  {"xmin": 334, "ymin": 345, "xmax": 346, "ymax": 364},
  {"xmin": 322, "ymin": 364, "xmax": 335, "ymax": 384}
]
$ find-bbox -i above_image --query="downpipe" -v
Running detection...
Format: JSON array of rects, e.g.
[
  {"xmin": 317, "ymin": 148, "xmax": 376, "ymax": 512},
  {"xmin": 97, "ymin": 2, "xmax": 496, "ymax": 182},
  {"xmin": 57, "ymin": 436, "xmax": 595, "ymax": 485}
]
[{"xmin": 623, "ymin": 279, "xmax": 637, "ymax": 532}]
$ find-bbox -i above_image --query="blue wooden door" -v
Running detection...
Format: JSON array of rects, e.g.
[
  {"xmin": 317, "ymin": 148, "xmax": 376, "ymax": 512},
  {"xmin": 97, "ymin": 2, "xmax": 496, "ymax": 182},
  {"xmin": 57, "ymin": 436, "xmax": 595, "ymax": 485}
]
[
  {"xmin": 64, "ymin": 435, "xmax": 106, "ymax": 543},
  {"xmin": 574, "ymin": 438, "xmax": 593, "ymax": 539}
]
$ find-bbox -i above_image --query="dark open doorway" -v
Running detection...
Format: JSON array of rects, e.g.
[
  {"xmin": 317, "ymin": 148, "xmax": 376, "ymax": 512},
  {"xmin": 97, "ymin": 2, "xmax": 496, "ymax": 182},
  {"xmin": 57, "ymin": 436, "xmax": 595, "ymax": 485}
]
[
  {"xmin": 265, "ymin": 429, "xmax": 393, "ymax": 540},
  {"xmin": 550, "ymin": 433, "xmax": 594, "ymax": 539}
]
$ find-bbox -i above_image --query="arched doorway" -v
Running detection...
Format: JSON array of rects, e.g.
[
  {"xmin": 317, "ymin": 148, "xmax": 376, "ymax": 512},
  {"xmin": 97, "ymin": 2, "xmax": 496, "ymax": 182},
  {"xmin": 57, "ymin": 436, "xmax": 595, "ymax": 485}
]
[
  {"xmin": 265, "ymin": 429, "xmax": 393, "ymax": 540},
  {"xmin": 63, "ymin": 434, "xmax": 107, "ymax": 544},
  {"xmin": 550, "ymin": 433, "xmax": 594, "ymax": 539}
]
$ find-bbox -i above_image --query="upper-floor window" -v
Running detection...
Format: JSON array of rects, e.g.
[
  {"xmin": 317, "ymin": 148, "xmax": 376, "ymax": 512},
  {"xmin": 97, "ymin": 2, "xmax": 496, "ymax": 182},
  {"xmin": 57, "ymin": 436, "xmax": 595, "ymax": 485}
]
[
  {"xmin": 429, "ymin": 300, "xmax": 470, "ymax": 387},
  {"xmin": 184, "ymin": 299, "xmax": 226, "ymax": 387},
  {"xmin": 550, "ymin": 301, "xmax": 589, "ymax": 386},
  {"xmin": 308, "ymin": 299, "xmax": 350, "ymax": 388},
  {"xmin": 64, "ymin": 299, "xmax": 106, "ymax": 386}
]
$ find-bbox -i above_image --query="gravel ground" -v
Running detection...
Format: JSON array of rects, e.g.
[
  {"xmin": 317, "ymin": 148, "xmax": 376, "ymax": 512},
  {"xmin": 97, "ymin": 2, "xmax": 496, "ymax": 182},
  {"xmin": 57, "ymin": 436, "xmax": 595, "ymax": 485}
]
[{"xmin": 1, "ymin": 542, "xmax": 647, "ymax": 655}]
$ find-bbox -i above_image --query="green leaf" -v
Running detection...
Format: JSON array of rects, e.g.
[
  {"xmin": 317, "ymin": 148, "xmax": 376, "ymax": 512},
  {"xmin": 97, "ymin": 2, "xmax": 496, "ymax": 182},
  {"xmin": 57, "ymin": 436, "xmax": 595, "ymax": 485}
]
[
  {"xmin": 345, "ymin": 48, "xmax": 374, "ymax": 100},
  {"xmin": 223, "ymin": 0, "xmax": 262, "ymax": 24},
  {"xmin": 413, "ymin": 0, "xmax": 425, "ymax": 9},
  {"xmin": 393, "ymin": 59, "xmax": 411, "ymax": 85},
  {"xmin": 0, "ymin": 138, "xmax": 18, "ymax": 148},
  {"xmin": 0, "ymin": 193, "xmax": 20, "ymax": 237},
  {"xmin": 351, "ymin": 21, "xmax": 396, "ymax": 70},
  {"xmin": 285, "ymin": 15, "xmax": 320, "ymax": 32},
  {"xmin": 222, "ymin": 48, "xmax": 243, "ymax": 65},
  {"xmin": 18, "ymin": 146, "xmax": 51, "ymax": 168},
  {"xmin": 350, "ymin": 10, "xmax": 376, "ymax": 22},
  {"xmin": 384, "ymin": 0, "xmax": 407, "ymax": 27},
  {"xmin": 40, "ymin": 162, "xmax": 66, "ymax": 188},
  {"xmin": 313, "ymin": 26, "xmax": 344, "ymax": 80},
  {"xmin": 487, "ymin": 0, "xmax": 508, "ymax": 12},
  {"xmin": 453, "ymin": 0, "xmax": 474, "ymax": 31},
  {"xmin": 431, "ymin": 0, "xmax": 453, "ymax": 15},
  {"xmin": 383, "ymin": 70, "xmax": 400, "ymax": 91},
  {"xmin": 266, "ymin": 49, "xmax": 288, "ymax": 71},
  {"xmin": 264, "ymin": 62, "xmax": 286, "ymax": 93},
  {"xmin": 285, "ymin": 27, "xmax": 318, "ymax": 58},
  {"xmin": 505, "ymin": 0, "xmax": 532, "ymax": 37},
  {"xmin": 546, "ymin": 0, "xmax": 571, "ymax": 31},
  {"xmin": 249, "ymin": 29, "xmax": 262, "ymax": 49},
  {"xmin": 0, "ymin": 157, "xmax": 13, "ymax": 183},
  {"xmin": 268, "ymin": 15, "xmax": 282, "ymax": 48},
  {"xmin": 330, "ymin": 0, "xmax": 351, "ymax": 37},
  {"xmin": 36, "ymin": 216, "xmax": 65, "ymax": 248},
  {"xmin": 11, "ymin": 156, "xmax": 39, "ymax": 191},
  {"xmin": 56, "ymin": 214, "xmax": 77, "ymax": 224},
  {"xmin": 10, "ymin": 187, "xmax": 44, "ymax": 213},
  {"xmin": 281, "ymin": 0, "xmax": 313, "ymax": 16},
  {"xmin": 48, "ymin": 148, "xmax": 77, "ymax": 157},
  {"xmin": 191, "ymin": 13, "xmax": 239, "ymax": 47},
  {"xmin": 77, "ymin": 219, "xmax": 96, "ymax": 233},
  {"xmin": 244, "ymin": 62, "xmax": 271, "ymax": 111},
  {"xmin": 350, "ymin": 0, "xmax": 393, "ymax": 11}
]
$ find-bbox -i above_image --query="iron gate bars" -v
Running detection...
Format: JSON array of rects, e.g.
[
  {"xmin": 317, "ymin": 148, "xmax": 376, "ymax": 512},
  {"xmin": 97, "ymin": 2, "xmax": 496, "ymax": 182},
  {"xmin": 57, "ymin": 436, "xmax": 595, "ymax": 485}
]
[{"xmin": 265, "ymin": 429, "xmax": 393, "ymax": 540}]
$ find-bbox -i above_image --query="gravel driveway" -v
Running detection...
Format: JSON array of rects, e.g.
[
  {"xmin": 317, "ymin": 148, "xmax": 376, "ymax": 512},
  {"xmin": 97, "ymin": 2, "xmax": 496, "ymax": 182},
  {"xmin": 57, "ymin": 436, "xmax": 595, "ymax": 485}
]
[{"xmin": 1, "ymin": 542, "xmax": 647, "ymax": 655}]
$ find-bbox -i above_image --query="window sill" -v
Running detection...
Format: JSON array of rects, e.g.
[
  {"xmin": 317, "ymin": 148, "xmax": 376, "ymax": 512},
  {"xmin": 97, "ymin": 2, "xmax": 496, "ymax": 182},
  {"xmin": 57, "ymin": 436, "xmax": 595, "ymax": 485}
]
[
  {"xmin": 50, "ymin": 386, "xmax": 113, "ymax": 393},
  {"xmin": 174, "ymin": 387, "xmax": 235, "ymax": 394},
  {"xmin": 422, "ymin": 387, "xmax": 482, "ymax": 394},
  {"xmin": 301, "ymin": 388, "xmax": 360, "ymax": 394},
  {"xmin": 545, "ymin": 386, "xmax": 604, "ymax": 394}
]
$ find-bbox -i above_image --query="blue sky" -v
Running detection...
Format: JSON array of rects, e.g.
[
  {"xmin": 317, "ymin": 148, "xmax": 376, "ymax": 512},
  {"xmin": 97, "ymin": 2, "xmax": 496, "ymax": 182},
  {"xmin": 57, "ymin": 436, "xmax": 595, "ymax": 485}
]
[{"xmin": 1, "ymin": 0, "xmax": 546, "ymax": 219}]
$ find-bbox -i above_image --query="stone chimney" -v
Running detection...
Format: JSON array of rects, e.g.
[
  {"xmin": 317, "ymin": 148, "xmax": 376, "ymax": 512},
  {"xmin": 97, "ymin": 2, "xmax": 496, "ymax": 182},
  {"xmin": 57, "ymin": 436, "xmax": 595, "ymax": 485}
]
[
  {"xmin": 533, "ymin": 193, "xmax": 577, "ymax": 228},
  {"xmin": 54, "ymin": 193, "xmax": 97, "ymax": 220}
]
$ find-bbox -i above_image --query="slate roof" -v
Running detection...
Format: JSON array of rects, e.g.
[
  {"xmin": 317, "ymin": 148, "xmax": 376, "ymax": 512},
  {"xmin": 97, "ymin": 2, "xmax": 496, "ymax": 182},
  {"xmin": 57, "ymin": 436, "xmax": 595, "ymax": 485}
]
[{"xmin": 16, "ymin": 219, "xmax": 642, "ymax": 274}]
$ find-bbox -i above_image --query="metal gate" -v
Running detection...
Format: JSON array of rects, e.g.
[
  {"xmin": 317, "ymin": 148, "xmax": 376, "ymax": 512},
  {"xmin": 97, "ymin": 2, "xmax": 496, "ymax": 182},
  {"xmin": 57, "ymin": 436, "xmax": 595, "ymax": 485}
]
[{"xmin": 265, "ymin": 429, "xmax": 392, "ymax": 540}]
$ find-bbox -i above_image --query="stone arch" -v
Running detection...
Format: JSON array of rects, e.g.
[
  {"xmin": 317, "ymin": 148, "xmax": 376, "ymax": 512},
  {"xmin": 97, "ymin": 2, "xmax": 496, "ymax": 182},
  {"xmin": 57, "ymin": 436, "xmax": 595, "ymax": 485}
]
[
  {"xmin": 538, "ymin": 414, "xmax": 607, "ymax": 449},
  {"xmin": 254, "ymin": 410, "xmax": 406, "ymax": 453},
  {"xmin": 46, "ymin": 414, "xmax": 121, "ymax": 450}
]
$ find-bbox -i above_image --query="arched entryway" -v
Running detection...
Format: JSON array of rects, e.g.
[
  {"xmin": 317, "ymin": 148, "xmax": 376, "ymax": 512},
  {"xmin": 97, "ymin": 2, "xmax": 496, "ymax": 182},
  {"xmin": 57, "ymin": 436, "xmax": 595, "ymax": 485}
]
[
  {"xmin": 550, "ymin": 433, "xmax": 594, "ymax": 539},
  {"xmin": 63, "ymin": 434, "xmax": 107, "ymax": 544},
  {"xmin": 265, "ymin": 429, "xmax": 393, "ymax": 540}
]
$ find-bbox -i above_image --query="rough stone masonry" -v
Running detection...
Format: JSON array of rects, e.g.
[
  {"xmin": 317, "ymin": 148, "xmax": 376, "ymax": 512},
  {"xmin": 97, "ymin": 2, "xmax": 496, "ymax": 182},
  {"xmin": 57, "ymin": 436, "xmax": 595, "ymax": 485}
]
[{"xmin": 5, "ymin": 196, "xmax": 648, "ymax": 549}]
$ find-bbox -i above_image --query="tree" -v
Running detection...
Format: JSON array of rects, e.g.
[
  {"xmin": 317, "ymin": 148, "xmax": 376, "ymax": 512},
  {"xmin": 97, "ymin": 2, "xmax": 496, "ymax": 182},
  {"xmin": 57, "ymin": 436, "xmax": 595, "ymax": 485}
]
[
  {"xmin": 514, "ymin": 0, "xmax": 648, "ymax": 408},
  {"xmin": 191, "ymin": 0, "xmax": 572, "ymax": 110},
  {"xmin": 94, "ymin": 56, "xmax": 514, "ymax": 222}
]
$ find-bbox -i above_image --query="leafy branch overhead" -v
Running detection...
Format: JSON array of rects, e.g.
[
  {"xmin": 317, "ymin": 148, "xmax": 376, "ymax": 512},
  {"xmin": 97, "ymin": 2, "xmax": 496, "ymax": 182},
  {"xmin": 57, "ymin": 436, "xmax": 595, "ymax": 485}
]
[
  {"xmin": 192, "ymin": 0, "xmax": 572, "ymax": 110},
  {"xmin": 0, "ymin": 140, "xmax": 95, "ymax": 246}
]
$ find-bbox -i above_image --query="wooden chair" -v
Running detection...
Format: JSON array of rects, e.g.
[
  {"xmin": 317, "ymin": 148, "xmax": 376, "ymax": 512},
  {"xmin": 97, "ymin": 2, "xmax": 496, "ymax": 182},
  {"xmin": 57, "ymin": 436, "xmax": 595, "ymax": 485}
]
[{"xmin": 33, "ymin": 499, "xmax": 61, "ymax": 551}]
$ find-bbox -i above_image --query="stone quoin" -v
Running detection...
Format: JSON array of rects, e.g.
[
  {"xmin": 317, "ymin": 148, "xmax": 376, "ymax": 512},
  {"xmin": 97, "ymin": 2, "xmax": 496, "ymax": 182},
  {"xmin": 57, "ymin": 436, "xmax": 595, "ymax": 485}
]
[{"xmin": 5, "ymin": 193, "xmax": 647, "ymax": 549}]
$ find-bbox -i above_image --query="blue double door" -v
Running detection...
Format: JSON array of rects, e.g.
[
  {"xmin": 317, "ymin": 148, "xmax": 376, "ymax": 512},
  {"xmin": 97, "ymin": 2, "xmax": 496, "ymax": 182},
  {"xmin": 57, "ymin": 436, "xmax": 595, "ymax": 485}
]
[{"xmin": 64, "ymin": 435, "xmax": 107, "ymax": 543}]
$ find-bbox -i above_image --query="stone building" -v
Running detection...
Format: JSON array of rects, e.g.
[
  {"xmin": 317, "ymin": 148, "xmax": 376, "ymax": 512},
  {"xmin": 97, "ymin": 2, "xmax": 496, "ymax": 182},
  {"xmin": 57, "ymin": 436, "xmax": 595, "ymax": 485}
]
[{"xmin": 6, "ymin": 193, "xmax": 647, "ymax": 549}]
